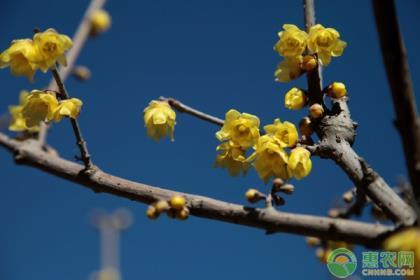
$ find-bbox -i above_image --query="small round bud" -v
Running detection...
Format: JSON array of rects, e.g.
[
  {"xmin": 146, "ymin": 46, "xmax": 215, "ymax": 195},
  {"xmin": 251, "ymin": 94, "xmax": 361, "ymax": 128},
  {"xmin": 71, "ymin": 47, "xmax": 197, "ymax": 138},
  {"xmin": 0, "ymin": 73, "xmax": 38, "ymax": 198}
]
[
  {"xmin": 90, "ymin": 9, "xmax": 111, "ymax": 36},
  {"xmin": 306, "ymin": 236, "xmax": 321, "ymax": 247},
  {"xmin": 316, "ymin": 248, "xmax": 328, "ymax": 263},
  {"xmin": 309, "ymin": 104, "xmax": 324, "ymax": 119},
  {"xmin": 301, "ymin": 55, "xmax": 317, "ymax": 72},
  {"xmin": 146, "ymin": 205, "xmax": 159, "ymax": 219},
  {"xmin": 279, "ymin": 184, "xmax": 295, "ymax": 195},
  {"xmin": 327, "ymin": 82, "xmax": 347, "ymax": 98},
  {"xmin": 169, "ymin": 195, "xmax": 186, "ymax": 210},
  {"xmin": 245, "ymin": 188, "xmax": 265, "ymax": 203},
  {"xmin": 176, "ymin": 207, "xmax": 190, "ymax": 220},
  {"xmin": 72, "ymin": 66, "xmax": 91, "ymax": 81},
  {"xmin": 328, "ymin": 208, "xmax": 340, "ymax": 218},
  {"xmin": 342, "ymin": 191, "xmax": 354, "ymax": 204},
  {"xmin": 272, "ymin": 178, "xmax": 284, "ymax": 192},
  {"xmin": 299, "ymin": 117, "xmax": 313, "ymax": 137},
  {"xmin": 155, "ymin": 200, "xmax": 170, "ymax": 213}
]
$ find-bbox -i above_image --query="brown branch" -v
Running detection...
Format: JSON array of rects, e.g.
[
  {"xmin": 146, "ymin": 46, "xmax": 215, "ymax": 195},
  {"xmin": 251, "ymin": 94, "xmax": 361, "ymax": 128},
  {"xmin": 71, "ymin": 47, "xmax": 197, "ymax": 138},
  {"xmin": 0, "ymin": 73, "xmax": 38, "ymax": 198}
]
[
  {"xmin": 51, "ymin": 69, "xmax": 93, "ymax": 170},
  {"xmin": 38, "ymin": 0, "xmax": 107, "ymax": 146},
  {"xmin": 372, "ymin": 0, "xmax": 420, "ymax": 205},
  {"xmin": 159, "ymin": 96, "xmax": 224, "ymax": 126},
  {"xmin": 0, "ymin": 132, "xmax": 392, "ymax": 247},
  {"xmin": 303, "ymin": 0, "xmax": 416, "ymax": 226}
]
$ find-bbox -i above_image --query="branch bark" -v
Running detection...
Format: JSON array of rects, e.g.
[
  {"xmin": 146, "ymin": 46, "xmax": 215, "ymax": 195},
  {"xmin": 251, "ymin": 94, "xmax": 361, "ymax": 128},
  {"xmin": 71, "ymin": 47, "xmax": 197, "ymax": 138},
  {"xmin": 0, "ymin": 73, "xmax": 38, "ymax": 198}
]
[
  {"xmin": 0, "ymin": 132, "xmax": 392, "ymax": 247},
  {"xmin": 372, "ymin": 0, "xmax": 420, "ymax": 205}
]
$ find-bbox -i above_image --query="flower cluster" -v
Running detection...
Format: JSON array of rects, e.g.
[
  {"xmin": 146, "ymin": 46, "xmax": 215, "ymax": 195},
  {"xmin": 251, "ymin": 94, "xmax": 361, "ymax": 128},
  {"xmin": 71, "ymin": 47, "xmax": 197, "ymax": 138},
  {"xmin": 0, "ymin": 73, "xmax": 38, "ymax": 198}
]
[
  {"xmin": 9, "ymin": 90, "xmax": 82, "ymax": 131},
  {"xmin": 215, "ymin": 111, "xmax": 312, "ymax": 183},
  {"xmin": 0, "ymin": 29, "xmax": 72, "ymax": 81},
  {"xmin": 146, "ymin": 195, "xmax": 189, "ymax": 220},
  {"xmin": 274, "ymin": 24, "xmax": 346, "ymax": 82},
  {"xmin": 143, "ymin": 101, "xmax": 177, "ymax": 141}
]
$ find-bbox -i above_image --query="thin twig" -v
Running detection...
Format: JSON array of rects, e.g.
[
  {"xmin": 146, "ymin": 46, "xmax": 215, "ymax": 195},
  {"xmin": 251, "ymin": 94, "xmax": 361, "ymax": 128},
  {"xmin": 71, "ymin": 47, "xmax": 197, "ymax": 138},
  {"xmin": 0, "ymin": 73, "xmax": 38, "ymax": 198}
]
[
  {"xmin": 0, "ymin": 132, "xmax": 393, "ymax": 247},
  {"xmin": 159, "ymin": 97, "xmax": 224, "ymax": 126},
  {"xmin": 51, "ymin": 69, "xmax": 93, "ymax": 170},
  {"xmin": 372, "ymin": 0, "xmax": 420, "ymax": 205},
  {"xmin": 38, "ymin": 0, "xmax": 107, "ymax": 146}
]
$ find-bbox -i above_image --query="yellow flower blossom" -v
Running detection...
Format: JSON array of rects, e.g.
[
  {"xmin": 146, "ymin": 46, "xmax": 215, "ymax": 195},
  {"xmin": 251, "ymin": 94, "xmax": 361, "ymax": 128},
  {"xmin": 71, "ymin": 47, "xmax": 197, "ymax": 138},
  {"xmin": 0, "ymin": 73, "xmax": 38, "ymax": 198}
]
[
  {"xmin": 144, "ymin": 101, "xmax": 176, "ymax": 141},
  {"xmin": 285, "ymin": 87, "xmax": 307, "ymax": 110},
  {"xmin": 215, "ymin": 141, "xmax": 249, "ymax": 176},
  {"xmin": 0, "ymin": 39, "xmax": 40, "ymax": 81},
  {"xmin": 274, "ymin": 24, "xmax": 308, "ymax": 57},
  {"xmin": 288, "ymin": 147, "xmax": 312, "ymax": 179},
  {"xmin": 264, "ymin": 119, "xmax": 298, "ymax": 148},
  {"xmin": 383, "ymin": 228, "xmax": 420, "ymax": 276},
  {"xmin": 33, "ymin": 28, "xmax": 73, "ymax": 71},
  {"xmin": 327, "ymin": 82, "xmax": 347, "ymax": 98},
  {"xmin": 216, "ymin": 109, "xmax": 260, "ymax": 149},
  {"xmin": 53, "ymin": 98, "xmax": 83, "ymax": 122},
  {"xmin": 307, "ymin": 24, "xmax": 346, "ymax": 66},
  {"xmin": 248, "ymin": 135, "xmax": 290, "ymax": 183},
  {"xmin": 274, "ymin": 56, "xmax": 303, "ymax": 83},
  {"xmin": 8, "ymin": 91, "xmax": 39, "ymax": 132},
  {"xmin": 21, "ymin": 90, "xmax": 59, "ymax": 128},
  {"xmin": 90, "ymin": 9, "xmax": 112, "ymax": 35}
]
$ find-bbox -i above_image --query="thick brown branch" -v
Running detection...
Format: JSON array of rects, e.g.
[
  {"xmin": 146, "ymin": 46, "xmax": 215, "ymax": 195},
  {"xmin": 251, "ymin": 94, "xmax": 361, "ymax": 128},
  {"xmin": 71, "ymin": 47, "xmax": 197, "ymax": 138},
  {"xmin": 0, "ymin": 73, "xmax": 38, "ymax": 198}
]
[
  {"xmin": 159, "ymin": 97, "xmax": 224, "ymax": 126},
  {"xmin": 372, "ymin": 0, "xmax": 420, "ymax": 204},
  {"xmin": 38, "ymin": 0, "xmax": 107, "ymax": 146},
  {"xmin": 0, "ymin": 132, "xmax": 392, "ymax": 246}
]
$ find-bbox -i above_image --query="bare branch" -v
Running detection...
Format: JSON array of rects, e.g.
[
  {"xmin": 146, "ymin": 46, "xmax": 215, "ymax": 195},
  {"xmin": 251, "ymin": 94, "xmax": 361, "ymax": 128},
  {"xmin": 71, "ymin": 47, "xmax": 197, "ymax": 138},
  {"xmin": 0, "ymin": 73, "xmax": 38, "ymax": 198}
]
[
  {"xmin": 51, "ymin": 69, "xmax": 93, "ymax": 170},
  {"xmin": 159, "ymin": 97, "xmax": 224, "ymax": 126},
  {"xmin": 372, "ymin": 0, "xmax": 420, "ymax": 205},
  {"xmin": 38, "ymin": 0, "xmax": 107, "ymax": 146},
  {"xmin": 0, "ymin": 132, "xmax": 392, "ymax": 247}
]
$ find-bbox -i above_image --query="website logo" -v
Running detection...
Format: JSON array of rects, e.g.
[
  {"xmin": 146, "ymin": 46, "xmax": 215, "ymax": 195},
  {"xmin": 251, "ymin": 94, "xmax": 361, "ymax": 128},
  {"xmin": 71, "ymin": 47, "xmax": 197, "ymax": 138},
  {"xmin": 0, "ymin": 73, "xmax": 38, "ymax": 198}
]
[{"xmin": 327, "ymin": 248, "xmax": 357, "ymax": 278}]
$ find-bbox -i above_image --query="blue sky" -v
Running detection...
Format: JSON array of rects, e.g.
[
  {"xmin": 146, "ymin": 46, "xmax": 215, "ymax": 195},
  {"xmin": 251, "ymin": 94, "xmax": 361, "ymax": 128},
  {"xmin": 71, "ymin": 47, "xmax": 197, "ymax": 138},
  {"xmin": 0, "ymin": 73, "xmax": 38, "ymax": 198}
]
[{"xmin": 0, "ymin": 0, "xmax": 419, "ymax": 279}]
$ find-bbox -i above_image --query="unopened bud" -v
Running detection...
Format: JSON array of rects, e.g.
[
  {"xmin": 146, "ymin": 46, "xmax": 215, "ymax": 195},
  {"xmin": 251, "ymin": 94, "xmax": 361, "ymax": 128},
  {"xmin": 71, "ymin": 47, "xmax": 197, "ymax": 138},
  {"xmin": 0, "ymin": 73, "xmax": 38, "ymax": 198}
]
[
  {"xmin": 245, "ymin": 188, "xmax": 265, "ymax": 203},
  {"xmin": 306, "ymin": 236, "xmax": 321, "ymax": 247},
  {"xmin": 272, "ymin": 178, "xmax": 284, "ymax": 192},
  {"xmin": 328, "ymin": 208, "xmax": 340, "ymax": 218},
  {"xmin": 279, "ymin": 184, "xmax": 295, "ymax": 194},
  {"xmin": 299, "ymin": 117, "xmax": 313, "ymax": 137},
  {"xmin": 301, "ymin": 55, "xmax": 317, "ymax": 72},
  {"xmin": 72, "ymin": 66, "xmax": 91, "ymax": 81},
  {"xmin": 155, "ymin": 200, "xmax": 170, "ymax": 213},
  {"xmin": 342, "ymin": 191, "xmax": 354, "ymax": 204},
  {"xmin": 309, "ymin": 103, "xmax": 324, "ymax": 119},
  {"xmin": 327, "ymin": 82, "xmax": 347, "ymax": 98},
  {"xmin": 176, "ymin": 207, "xmax": 190, "ymax": 220},
  {"xmin": 169, "ymin": 195, "xmax": 186, "ymax": 210},
  {"xmin": 146, "ymin": 205, "xmax": 159, "ymax": 219}
]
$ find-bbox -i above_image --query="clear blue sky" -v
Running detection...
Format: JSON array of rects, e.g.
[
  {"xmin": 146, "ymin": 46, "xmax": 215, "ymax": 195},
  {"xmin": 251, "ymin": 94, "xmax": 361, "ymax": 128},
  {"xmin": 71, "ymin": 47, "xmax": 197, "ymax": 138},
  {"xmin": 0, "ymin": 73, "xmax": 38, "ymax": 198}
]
[{"xmin": 0, "ymin": 0, "xmax": 419, "ymax": 279}]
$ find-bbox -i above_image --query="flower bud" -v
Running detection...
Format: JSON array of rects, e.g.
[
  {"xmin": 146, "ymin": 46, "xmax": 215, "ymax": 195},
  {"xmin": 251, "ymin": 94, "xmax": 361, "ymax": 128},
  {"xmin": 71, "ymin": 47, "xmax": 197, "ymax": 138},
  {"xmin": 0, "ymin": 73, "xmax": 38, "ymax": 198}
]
[
  {"xmin": 90, "ymin": 9, "xmax": 111, "ymax": 36},
  {"xmin": 169, "ymin": 195, "xmax": 186, "ymax": 210},
  {"xmin": 309, "ymin": 103, "xmax": 324, "ymax": 119},
  {"xmin": 72, "ymin": 66, "xmax": 91, "ymax": 81},
  {"xmin": 327, "ymin": 82, "xmax": 347, "ymax": 98},
  {"xmin": 146, "ymin": 205, "xmax": 159, "ymax": 219},
  {"xmin": 301, "ymin": 55, "xmax": 317, "ymax": 72},
  {"xmin": 245, "ymin": 188, "xmax": 265, "ymax": 203},
  {"xmin": 284, "ymin": 87, "xmax": 307, "ymax": 110},
  {"xmin": 155, "ymin": 200, "xmax": 170, "ymax": 213},
  {"xmin": 342, "ymin": 191, "xmax": 354, "ymax": 204},
  {"xmin": 176, "ymin": 207, "xmax": 190, "ymax": 220},
  {"xmin": 306, "ymin": 236, "xmax": 321, "ymax": 247},
  {"xmin": 272, "ymin": 178, "xmax": 284, "ymax": 192},
  {"xmin": 328, "ymin": 208, "xmax": 340, "ymax": 218},
  {"xmin": 279, "ymin": 184, "xmax": 295, "ymax": 194},
  {"xmin": 299, "ymin": 117, "xmax": 313, "ymax": 137}
]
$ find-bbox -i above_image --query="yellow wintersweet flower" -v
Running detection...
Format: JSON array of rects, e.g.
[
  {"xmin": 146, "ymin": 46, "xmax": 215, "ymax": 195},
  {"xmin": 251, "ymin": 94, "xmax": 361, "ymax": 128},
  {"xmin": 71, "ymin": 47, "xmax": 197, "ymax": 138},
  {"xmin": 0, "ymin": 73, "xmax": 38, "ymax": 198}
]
[
  {"xmin": 307, "ymin": 24, "xmax": 346, "ymax": 66},
  {"xmin": 216, "ymin": 109, "xmax": 260, "ymax": 149},
  {"xmin": 8, "ymin": 91, "xmax": 38, "ymax": 132},
  {"xmin": 383, "ymin": 228, "xmax": 420, "ymax": 276},
  {"xmin": 144, "ymin": 100, "xmax": 176, "ymax": 141},
  {"xmin": 285, "ymin": 87, "xmax": 307, "ymax": 110},
  {"xmin": 288, "ymin": 147, "xmax": 312, "ymax": 179},
  {"xmin": 33, "ymin": 28, "xmax": 73, "ymax": 71},
  {"xmin": 90, "ymin": 9, "xmax": 112, "ymax": 35},
  {"xmin": 0, "ymin": 39, "xmax": 41, "ymax": 81},
  {"xmin": 215, "ymin": 141, "xmax": 249, "ymax": 176},
  {"xmin": 248, "ymin": 135, "xmax": 290, "ymax": 183},
  {"xmin": 21, "ymin": 90, "xmax": 59, "ymax": 128},
  {"xmin": 264, "ymin": 118, "xmax": 298, "ymax": 148},
  {"xmin": 53, "ymin": 98, "xmax": 83, "ymax": 122},
  {"xmin": 274, "ymin": 56, "xmax": 303, "ymax": 83},
  {"xmin": 274, "ymin": 24, "xmax": 308, "ymax": 57}
]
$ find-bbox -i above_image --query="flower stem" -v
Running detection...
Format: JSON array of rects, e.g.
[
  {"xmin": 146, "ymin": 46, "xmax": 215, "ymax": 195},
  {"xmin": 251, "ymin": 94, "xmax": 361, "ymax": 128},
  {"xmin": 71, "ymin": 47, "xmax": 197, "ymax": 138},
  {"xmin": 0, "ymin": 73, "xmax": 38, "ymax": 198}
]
[{"xmin": 51, "ymin": 68, "xmax": 94, "ymax": 170}]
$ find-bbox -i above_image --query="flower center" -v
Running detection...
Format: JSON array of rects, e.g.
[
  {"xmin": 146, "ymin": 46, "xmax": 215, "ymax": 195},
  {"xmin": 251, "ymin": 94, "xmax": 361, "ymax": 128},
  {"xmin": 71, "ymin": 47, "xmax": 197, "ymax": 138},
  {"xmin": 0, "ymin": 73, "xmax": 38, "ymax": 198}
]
[
  {"xmin": 43, "ymin": 42, "xmax": 57, "ymax": 53},
  {"xmin": 238, "ymin": 125, "xmax": 247, "ymax": 133}
]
